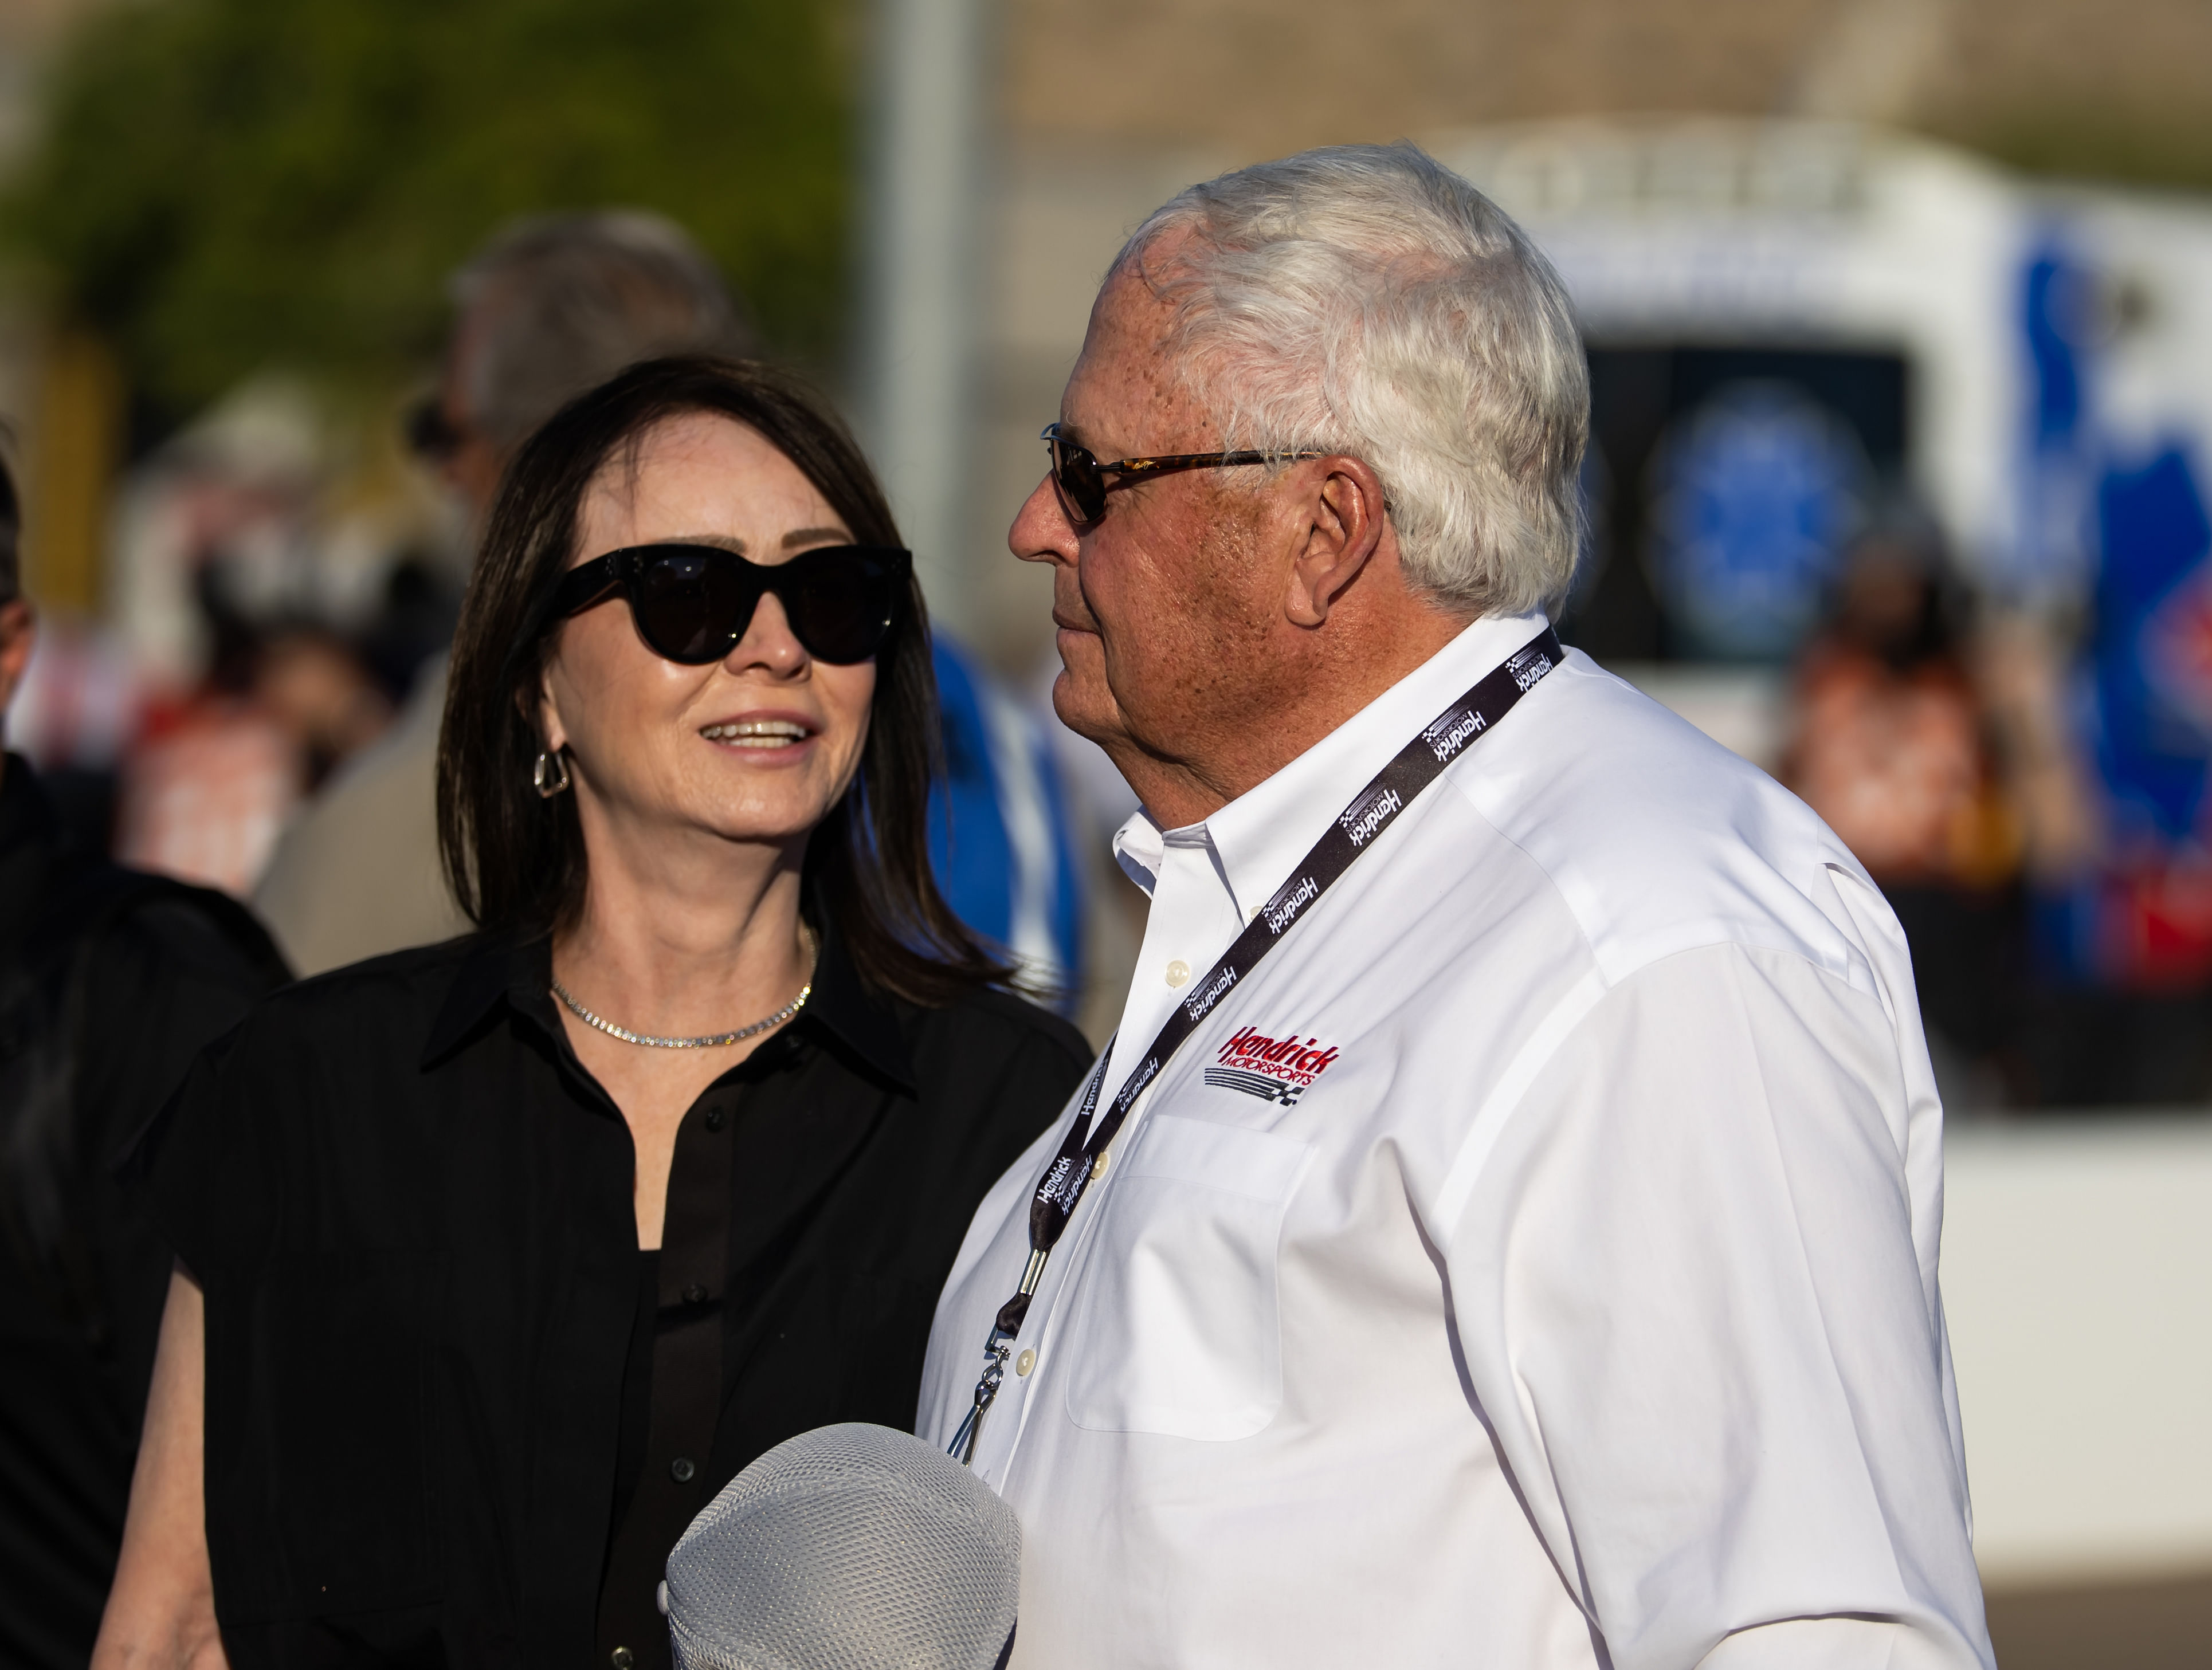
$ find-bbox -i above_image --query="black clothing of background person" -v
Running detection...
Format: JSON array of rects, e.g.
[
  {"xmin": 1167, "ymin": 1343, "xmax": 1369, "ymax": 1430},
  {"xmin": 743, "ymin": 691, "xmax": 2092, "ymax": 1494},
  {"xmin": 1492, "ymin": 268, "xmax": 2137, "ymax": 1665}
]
[
  {"xmin": 0, "ymin": 756, "xmax": 288, "ymax": 1670},
  {"xmin": 135, "ymin": 924, "xmax": 1089, "ymax": 1670}
]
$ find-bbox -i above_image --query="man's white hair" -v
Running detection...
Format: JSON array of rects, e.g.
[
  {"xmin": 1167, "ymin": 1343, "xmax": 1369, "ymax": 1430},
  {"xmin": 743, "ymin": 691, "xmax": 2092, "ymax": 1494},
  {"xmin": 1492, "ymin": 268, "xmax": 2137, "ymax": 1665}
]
[{"xmin": 1116, "ymin": 143, "xmax": 1588, "ymax": 617}]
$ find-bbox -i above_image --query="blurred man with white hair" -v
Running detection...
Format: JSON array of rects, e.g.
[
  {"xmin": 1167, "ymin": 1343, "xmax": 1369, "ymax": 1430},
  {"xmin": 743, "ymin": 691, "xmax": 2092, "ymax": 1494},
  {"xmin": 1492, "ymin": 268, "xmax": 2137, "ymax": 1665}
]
[{"xmin": 920, "ymin": 144, "xmax": 1994, "ymax": 1669}]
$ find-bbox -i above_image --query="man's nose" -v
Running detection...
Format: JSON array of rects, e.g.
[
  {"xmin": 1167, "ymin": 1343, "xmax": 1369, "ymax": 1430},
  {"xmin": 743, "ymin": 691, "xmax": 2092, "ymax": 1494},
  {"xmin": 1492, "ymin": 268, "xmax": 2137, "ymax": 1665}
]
[{"xmin": 1010, "ymin": 473, "xmax": 1077, "ymax": 565}]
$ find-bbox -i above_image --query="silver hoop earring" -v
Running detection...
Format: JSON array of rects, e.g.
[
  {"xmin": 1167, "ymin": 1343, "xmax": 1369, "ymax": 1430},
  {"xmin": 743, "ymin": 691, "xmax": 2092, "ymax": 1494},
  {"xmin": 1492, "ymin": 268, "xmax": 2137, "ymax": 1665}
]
[{"xmin": 534, "ymin": 750, "xmax": 572, "ymax": 799}]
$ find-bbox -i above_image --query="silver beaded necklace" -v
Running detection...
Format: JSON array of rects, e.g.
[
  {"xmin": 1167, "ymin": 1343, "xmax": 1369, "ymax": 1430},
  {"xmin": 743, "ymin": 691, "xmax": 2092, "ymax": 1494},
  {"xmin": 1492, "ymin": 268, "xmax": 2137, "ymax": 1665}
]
[{"xmin": 551, "ymin": 932, "xmax": 815, "ymax": 1050}]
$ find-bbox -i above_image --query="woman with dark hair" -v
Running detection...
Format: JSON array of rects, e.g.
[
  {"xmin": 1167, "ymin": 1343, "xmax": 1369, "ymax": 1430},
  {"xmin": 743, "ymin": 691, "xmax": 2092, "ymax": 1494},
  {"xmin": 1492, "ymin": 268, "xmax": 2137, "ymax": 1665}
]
[{"xmin": 96, "ymin": 358, "xmax": 1091, "ymax": 1670}]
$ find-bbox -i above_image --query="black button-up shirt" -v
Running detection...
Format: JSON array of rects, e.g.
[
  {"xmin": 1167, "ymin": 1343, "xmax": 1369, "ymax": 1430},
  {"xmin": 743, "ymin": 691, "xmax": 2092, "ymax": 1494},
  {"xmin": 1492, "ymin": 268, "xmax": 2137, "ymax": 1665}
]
[{"xmin": 139, "ymin": 926, "xmax": 1089, "ymax": 1670}]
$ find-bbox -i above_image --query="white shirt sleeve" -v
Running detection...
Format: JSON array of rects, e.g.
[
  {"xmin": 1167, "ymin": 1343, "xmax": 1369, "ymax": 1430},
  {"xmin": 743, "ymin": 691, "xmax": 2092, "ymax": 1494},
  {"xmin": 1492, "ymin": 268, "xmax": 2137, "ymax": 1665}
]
[{"xmin": 1438, "ymin": 940, "xmax": 1995, "ymax": 1670}]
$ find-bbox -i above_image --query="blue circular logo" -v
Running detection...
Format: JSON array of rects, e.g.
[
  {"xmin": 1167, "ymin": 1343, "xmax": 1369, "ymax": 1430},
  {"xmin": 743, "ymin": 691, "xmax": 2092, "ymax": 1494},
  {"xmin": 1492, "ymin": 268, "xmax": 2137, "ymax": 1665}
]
[{"xmin": 1647, "ymin": 382, "xmax": 1869, "ymax": 659}]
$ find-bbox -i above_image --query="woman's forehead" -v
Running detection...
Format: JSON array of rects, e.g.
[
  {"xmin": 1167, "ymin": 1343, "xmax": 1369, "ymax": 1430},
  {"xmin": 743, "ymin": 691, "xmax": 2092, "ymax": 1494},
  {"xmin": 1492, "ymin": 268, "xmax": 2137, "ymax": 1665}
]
[{"xmin": 581, "ymin": 413, "xmax": 842, "ymax": 544}]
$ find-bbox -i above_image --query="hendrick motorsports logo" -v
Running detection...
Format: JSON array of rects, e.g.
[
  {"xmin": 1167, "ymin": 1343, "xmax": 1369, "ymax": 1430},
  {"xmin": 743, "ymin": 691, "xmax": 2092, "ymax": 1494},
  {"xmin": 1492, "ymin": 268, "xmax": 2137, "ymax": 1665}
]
[
  {"xmin": 1508, "ymin": 647, "xmax": 1554, "ymax": 692},
  {"xmin": 1262, "ymin": 874, "xmax": 1320, "ymax": 936},
  {"xmin": 1037, "ymin": 1153, "xmax": 1081, "ymax": 1209},
  {"xmin": 1423, "ymin": 704, "xmax": 1486, "ymax": 762},
  {"xmin": 1203, "ymin": 1025, "xmax": 1340, "ymax": 1107},
  {"xmin": 1337, "ymin": 784, "xmax": 1402, "ymax": 847},
  {"xmin": 1183, "ymin": 964, "xmax": 1237, "ymax": 1022}
]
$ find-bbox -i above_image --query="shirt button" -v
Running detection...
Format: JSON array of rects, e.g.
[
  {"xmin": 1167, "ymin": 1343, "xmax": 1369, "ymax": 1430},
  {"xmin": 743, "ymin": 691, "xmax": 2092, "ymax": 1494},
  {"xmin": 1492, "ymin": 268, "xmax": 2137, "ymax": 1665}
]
[
  {"xmin": 1015, "ymin": 1349, "xmax": 1036, "ymax": 1377},
  {"xmin": 1164, "ymin": 959, "xmax": 1191, "ymax": 988},
  {"xmin": 670, "ymin": 1456, "xmax": 697, "ymax": 1483},
  {"xmin": 683, "ymin": 1283, "xmax": 708, "ymax": 1305},
  {"xmin": 611, "ymin": 1651, "xmax": 634, "ymax": 1669},
  {"xmin": 703, "ymin": 1107, "xmax": 727, "ymax": 1132}
]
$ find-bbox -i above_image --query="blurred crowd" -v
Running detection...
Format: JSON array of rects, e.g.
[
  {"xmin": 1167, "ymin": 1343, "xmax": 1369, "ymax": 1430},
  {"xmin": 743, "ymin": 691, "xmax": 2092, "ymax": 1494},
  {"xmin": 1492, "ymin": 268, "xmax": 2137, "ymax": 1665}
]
[
  {"xmin": 1770, "ymin": 509, "xmax": 2212, "ymax": 1109},
  {"xmin": 1779, "ymin": 529, "xmax": 2080, "ymax": 1105},
  {"xmin": 17, "ymin": 382, "xmax": 440, "ymax": 899}
]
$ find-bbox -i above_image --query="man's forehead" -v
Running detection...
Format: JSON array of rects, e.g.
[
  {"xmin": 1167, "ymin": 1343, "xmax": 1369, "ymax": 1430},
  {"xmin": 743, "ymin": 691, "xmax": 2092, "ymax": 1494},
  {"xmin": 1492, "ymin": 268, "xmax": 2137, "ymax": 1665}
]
[{"xmin": 1062, "ymin": 264, "xmax": 1193, "ymax": 442}]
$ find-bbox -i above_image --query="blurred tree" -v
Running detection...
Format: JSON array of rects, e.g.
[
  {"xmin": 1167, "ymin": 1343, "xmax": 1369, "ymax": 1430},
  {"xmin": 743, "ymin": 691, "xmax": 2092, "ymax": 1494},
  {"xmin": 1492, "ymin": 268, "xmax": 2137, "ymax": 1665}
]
[{"xmin": 5, "ymin": 0, "xmax": 851, "ymax": 413}]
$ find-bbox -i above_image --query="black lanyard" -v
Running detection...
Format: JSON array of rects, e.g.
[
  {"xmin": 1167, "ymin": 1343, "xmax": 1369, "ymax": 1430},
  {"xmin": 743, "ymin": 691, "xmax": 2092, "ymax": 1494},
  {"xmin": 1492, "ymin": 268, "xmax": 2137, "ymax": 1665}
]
[{"xmin": 949, "ymin": 626, "xmax": 1563, "ymax": 1464}]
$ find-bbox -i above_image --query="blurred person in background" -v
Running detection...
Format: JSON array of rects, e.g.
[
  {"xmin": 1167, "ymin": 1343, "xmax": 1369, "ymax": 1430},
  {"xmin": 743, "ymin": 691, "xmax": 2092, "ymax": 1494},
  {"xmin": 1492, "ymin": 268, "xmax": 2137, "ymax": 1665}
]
[
  {"xmin": 1782, "ymin": 524, "xmax": 2029, "ymax": 1105},
  {"xmin": 0, "ymin": 449, "xmax": 290, "ymax": 1670},
  {"xmin": 256, "ymin": 211, "xmax": 1084, "ymax": 999},
  {"xmin": 105, "ymin": 394, "xmax": 397, "ymax": 898},
  {"xmin": 97, "ymin": 358, "xmax": 1089, "ymax": 1670},
  {"xmin": 117, "ymin": 586, "xmax": 393, "ymax": 898}
]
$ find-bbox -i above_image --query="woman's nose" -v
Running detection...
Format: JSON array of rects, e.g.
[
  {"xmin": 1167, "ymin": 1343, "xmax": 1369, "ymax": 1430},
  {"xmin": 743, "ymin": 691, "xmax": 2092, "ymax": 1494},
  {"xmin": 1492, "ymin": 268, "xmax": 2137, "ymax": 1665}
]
[{"xmin": 727, "ymin": 590, "xmax": 809, "ymax": 674}]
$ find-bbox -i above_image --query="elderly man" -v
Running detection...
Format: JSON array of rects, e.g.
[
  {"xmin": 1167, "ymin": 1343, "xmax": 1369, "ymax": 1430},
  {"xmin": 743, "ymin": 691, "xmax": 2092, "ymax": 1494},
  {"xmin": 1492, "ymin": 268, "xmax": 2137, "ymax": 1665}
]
[{"xmin": 919, "ymin": 145, "xmax": 1993, "ymax": 1668}]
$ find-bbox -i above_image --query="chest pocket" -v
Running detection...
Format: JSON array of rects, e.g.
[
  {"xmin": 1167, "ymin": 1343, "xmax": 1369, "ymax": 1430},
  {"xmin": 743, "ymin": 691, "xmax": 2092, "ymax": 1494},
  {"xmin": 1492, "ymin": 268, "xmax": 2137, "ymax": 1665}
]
[{"xmin": 1062, "ymin": 1114, "xmax": 1313, "ymax": 1441}]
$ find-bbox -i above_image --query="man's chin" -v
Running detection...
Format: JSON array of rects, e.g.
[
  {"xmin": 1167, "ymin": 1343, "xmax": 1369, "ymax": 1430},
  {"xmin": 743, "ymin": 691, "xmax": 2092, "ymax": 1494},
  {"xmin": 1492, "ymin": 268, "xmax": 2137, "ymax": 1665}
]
[{"xmin": 1049, "ymin": 667, "xmax": 1127, "ymax": 752}]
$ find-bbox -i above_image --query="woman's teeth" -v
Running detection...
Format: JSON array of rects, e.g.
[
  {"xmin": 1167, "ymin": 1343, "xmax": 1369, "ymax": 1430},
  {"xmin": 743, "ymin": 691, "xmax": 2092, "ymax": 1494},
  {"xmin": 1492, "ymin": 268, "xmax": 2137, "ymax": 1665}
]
[{"xmin": 701, "ymin": 720, "xmax": 810, "ymax": 748}]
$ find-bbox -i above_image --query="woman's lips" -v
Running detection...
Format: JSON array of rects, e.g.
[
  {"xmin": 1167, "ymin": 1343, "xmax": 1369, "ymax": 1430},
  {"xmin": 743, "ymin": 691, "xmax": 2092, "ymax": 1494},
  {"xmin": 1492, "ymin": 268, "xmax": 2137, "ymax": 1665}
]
[{"xmin": 700, "ymin": 717, "xmax": 815, "ymax": 750}]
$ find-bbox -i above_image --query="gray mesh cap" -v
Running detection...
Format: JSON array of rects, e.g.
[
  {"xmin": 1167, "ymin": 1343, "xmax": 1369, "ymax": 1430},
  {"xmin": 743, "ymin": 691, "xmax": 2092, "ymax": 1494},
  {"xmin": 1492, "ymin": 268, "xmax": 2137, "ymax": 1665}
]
[{"xmin": 661, "ymin": 1423, "xmax": 1021, "ymax": 1670}]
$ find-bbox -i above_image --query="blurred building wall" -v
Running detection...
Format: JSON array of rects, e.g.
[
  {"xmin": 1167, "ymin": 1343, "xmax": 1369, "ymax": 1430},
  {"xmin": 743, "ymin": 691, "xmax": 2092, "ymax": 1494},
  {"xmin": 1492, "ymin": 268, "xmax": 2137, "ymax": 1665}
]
[
  {"xmin": 1944, "ymin": 1121, "xmax": 2212, "ymax": 1585},
  {"xmin": 999, "ymin": 0, "xmax": 2212, "ymax": 166}
]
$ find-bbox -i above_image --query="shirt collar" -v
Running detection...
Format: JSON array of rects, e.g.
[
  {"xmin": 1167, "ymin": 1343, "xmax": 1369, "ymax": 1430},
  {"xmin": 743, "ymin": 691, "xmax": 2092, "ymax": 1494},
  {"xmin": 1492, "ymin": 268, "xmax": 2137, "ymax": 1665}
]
[
  {"xmin": 801, "ymin": 926, "xmax": 916, "ymax": 1090},
  {"xmin": 1109, "ymin": 610, "xmax": 1550, "ymax": 917},
  {"xmin": 418, "ymin": 933, "xmax": 544, "ymax": 1068},
  {"xmin": 421, "ymin": 917, "xmax": 916, "ymax": 1091}
]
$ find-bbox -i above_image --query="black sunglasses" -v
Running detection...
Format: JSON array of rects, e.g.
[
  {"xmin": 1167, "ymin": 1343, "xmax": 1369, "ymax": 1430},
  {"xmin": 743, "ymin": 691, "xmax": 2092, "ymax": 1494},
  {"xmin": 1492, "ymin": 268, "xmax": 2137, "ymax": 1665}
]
[
  {"xmin": 543, "ymin": 543, "xmax": 910, "ymax": 666},
  {"xmin": 1042, "ymin": 422, "xmax": 1325, "ymax": 524}
]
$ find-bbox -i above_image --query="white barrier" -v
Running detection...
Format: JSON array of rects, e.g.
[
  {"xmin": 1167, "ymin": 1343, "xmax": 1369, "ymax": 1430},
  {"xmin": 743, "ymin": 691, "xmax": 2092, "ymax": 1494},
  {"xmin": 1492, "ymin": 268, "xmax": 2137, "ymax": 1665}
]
[{"xmin": 1944, "ymin": 1118, "xmax": 2212, "ymax": 1585}]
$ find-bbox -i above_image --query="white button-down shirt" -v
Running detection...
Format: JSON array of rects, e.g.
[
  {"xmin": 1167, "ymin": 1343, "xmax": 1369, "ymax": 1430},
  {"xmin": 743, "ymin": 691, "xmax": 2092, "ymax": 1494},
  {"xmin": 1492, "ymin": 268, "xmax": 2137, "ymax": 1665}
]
[{"xmin": 919, "ymin": 611, "xmax": 1994, "ymax": 1670}]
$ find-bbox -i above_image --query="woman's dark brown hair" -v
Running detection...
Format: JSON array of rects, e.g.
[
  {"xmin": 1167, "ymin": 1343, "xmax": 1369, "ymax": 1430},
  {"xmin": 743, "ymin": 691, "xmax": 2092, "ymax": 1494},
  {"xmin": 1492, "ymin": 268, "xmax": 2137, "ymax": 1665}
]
[{"xmin": 437, "ymin": 354, "xmax": 1009, "ymax": 1004}]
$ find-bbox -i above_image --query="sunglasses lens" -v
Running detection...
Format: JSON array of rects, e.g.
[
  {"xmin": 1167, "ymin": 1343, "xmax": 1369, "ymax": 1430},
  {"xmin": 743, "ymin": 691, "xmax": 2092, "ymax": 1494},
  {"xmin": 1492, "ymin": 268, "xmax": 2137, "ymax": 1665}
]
[
  {"xmin": 610, "ymin": 546, "xmax": 901, "ymax": 666},
  {"xmin": 779, "ymin": 549, "xmax": 900, "ymax": 663},
  {"xmin": 1048, "ymin": 435, "xmax": 1107, "ymax": 522},
  {"xmin": 632, "ymin": 550, "xmax": 757, "ymax": 663}
]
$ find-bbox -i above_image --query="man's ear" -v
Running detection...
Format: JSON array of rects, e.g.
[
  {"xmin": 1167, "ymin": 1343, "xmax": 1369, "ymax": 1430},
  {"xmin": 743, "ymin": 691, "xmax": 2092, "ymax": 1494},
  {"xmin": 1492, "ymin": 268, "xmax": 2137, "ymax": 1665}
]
[
  {"xmin": 0, "ymin": 599, "xmax": 37, "ymax": 725},
  {"xmin": 1283, "ymin": 457, "xmax": 1390, "ymax": 629}
]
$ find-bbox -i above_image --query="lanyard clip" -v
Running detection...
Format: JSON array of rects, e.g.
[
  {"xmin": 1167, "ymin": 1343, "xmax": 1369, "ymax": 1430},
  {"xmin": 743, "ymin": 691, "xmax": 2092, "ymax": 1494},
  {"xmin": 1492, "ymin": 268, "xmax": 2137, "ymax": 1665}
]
[
  {"xmin": 951, "ymin": 1243, "xmax": 1054, "ymax": 1465},
  {"xmin": 948, "ymin": 1329, "xmax": 1015, "ymax": 1466}
]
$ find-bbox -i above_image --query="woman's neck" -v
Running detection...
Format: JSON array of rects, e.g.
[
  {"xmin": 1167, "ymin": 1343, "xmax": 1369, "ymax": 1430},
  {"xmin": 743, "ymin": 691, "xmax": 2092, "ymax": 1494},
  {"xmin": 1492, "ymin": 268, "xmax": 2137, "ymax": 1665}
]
[{"xmin": 553, "ymin": 817, "xmax": 814, "ymax": 1038}]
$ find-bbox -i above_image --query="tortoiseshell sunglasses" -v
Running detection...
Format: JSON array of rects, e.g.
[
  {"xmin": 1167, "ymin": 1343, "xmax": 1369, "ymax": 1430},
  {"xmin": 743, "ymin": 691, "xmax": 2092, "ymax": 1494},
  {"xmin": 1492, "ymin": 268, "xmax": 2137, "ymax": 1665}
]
[{"xmin": 1041, "ymin": 422, "xmax": 1325, "ymax": 524}]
